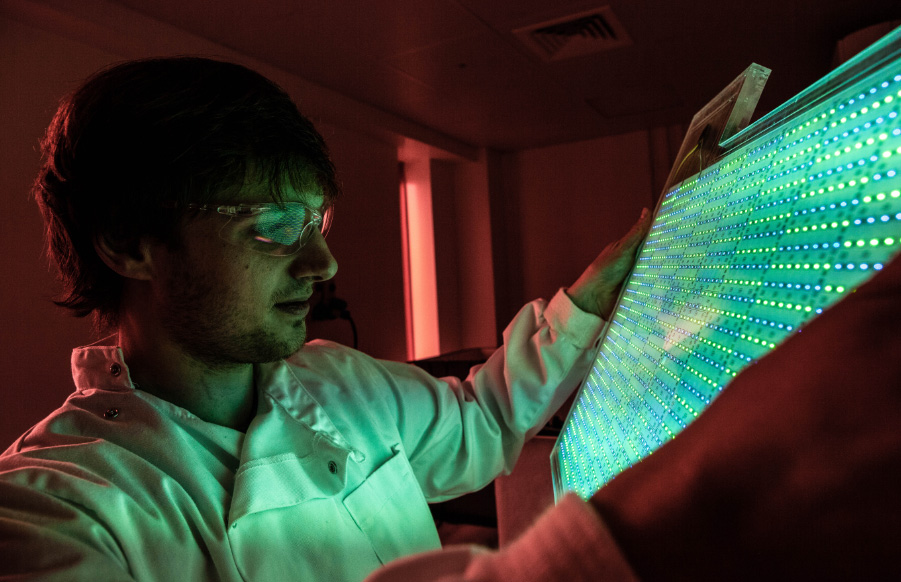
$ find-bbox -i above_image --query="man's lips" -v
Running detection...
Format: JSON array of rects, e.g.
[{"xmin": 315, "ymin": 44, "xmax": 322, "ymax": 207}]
[
  {"xmin": 276, "ymin": 295, "xmax": 311, "ymax": 304},
  {"xmin": 275, "ymin": 299, "xmax": 310, "ymax": 316}
]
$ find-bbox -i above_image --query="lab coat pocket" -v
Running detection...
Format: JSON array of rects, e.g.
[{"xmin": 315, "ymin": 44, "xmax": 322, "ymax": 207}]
[{"xmin": 343, "ymin": 448, "xmax": 441, "ymax": 564}]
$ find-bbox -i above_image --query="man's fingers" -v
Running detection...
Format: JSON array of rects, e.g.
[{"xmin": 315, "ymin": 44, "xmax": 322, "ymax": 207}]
[{"xmin": 614, "ymin": 208, "xmax": 652, "ymax": 254}]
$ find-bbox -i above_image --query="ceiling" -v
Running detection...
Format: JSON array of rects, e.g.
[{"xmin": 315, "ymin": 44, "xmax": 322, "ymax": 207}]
[{"xmin": 107, "ymin": 0, "xmax": 900, "ymax": 151}]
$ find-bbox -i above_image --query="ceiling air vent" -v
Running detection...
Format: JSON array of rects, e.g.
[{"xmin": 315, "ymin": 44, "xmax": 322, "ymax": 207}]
[{"xmin": 513, "ymin": 7, "xmax": 631, "ymax": 62}]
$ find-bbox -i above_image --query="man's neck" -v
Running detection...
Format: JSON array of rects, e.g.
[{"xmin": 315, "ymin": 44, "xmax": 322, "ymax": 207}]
[{"xmin": 116, "ymin": 323, "xmax": 258, "ymax": 432}]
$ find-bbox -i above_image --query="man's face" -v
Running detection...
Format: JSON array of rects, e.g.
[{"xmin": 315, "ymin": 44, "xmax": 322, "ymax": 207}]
[{"xmin": 151, "ymin": 183, "xmax": 338, "ymax": 367}]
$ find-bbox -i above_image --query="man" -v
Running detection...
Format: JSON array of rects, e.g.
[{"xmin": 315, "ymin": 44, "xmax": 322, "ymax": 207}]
[{"xmin": 0, "ymin": 57, "xmax": 649, "ymax": 581}]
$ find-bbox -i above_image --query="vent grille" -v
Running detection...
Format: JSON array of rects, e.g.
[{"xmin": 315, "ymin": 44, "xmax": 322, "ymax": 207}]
[{"xmin": 514, "ymin": 7, "xmax": 631, "ymax": 62}]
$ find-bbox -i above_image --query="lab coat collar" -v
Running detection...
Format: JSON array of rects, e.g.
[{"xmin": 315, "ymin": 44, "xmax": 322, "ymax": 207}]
[{"xmin": 71, "ymin": 345, "xmax": 135, "ymax": 393}]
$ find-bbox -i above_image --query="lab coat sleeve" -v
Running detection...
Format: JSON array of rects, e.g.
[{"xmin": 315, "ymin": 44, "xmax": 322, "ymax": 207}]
[
  {"xmin": 0, "ymin": 472, "xmax": 135, "ymax": 581},
  {"xmin": 379, "ymin": 288, "xmax": 605, "ymax": 501},
  {"xmin": 363, "ymin": 494, "xmax": 638, "ymax": 582}
]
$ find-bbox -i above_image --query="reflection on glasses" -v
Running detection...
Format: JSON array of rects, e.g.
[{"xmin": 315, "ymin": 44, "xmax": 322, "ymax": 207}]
[{"xmin": 185, "ymin": 202, "xmax": 331, "ymax": 256}]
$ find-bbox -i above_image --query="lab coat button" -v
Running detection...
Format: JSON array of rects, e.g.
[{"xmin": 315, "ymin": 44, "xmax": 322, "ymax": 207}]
[
  {"xmin": 328, "ymin": 461, "xmax": 338, "ymax": 474},
  {"xmin": 109, "ymin": 363, "xmax": 122, "ymax": 376},
  {"xmin": 103, "ymin": 408, "xmax": 119, "ymax": 419}
]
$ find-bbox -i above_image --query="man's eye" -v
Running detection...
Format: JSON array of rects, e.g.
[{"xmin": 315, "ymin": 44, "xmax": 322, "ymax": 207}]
[{"xmin": 252, "ymin": 220, "xmax": 299, "ymax": 245}]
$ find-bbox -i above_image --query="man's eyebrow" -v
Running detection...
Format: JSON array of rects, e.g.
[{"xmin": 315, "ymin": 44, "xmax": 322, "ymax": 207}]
[{"xmin": 301, "ymin": 195, "xmax": 331, "ymax": 213}]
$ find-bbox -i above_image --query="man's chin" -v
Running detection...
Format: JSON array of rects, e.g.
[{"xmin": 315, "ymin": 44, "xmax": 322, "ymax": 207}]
[
  {"xmin": 239, "ymin": 322, "xmax": 307, "ymax": 364},
  {"xmin": 274, "ymin": 327, "xmax": 307, "ymax": 360}
]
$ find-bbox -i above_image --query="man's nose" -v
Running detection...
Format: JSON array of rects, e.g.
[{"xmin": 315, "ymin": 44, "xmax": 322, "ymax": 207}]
[{"xmin": 290, "ymin": 230, "xmax": 338, "ymax": 282}]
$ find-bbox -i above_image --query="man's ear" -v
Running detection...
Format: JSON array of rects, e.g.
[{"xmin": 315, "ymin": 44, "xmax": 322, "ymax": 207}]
[{"xmin": 93, "ymin": 234, "xmax": 157, "ymax": 281}]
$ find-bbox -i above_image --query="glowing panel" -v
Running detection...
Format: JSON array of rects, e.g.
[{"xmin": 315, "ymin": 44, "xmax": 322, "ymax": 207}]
[{"xmin": 552, "ymin": 28, "xmax": 901, "ymax": 500}]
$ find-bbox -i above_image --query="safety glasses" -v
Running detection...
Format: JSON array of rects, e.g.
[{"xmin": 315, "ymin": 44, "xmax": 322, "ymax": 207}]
[{"xmin": 185, "ymin": 202, "xmax": 331, "ymax": 256}]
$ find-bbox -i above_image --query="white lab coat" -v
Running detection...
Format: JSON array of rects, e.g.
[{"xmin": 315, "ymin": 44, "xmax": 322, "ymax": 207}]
[{"xmin": 0, "ymin": 290, "xmax": 603, "ymax": 581}]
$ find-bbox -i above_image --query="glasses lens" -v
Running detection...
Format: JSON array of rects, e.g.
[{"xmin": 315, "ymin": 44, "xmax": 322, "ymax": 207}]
[
  {"xmin": 253, "ymin": 205, "xmax": 309, "ymax": 246},
  {"xmin": 220, "ymin": 204, "xmax": 322, "ymax": 256}
]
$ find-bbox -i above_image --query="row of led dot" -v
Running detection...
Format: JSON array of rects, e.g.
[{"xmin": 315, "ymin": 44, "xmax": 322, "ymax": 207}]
[
  {"xmin": 728, "ymin": 262, "xmax": 882, "ymax": 273},
  {"xmin": 786, "ymin": 105, "xmax": 898, "ymax": 167},
  {"xmin": 588, "ymin": 325, "xmax": 734, "ymax": 458},
  {"xmin": 628, "ymin": 274, "xmax": 819, "ymax": 334},
  {"xmin": 818, "ymin": 145, "xmax": 900, "ymax": 176},
  {"xmin": 818, "ymin": 124, "xmax": 900, "ymax": 159},
  {"xmin": 631, "ymin": 268, "xmax": 844, "ymax": 305},
  {"xmin": 784, "ymin": 211, "xmax": 900, "ymax": 233},
  {"xmin": 729, "ymin": 240, "xmax": 894, "ymax": 262},
  {"xmin": 658, "ymin": 194, "xmax": 764, "ymax": 228},
  {"xmin": 591, "ymin": 364, "xmax": 654, "ymax": 457},
  {"xmin": 603, "ymin": 333, "xmax": 705, "ymax": 418},
  {"xmin": 811, "ymin": 163, "xmax": 899, "ymax": 190},
  {"xmin": 769, "ymin": 190, "xmax": 901, "ymax": 220},
  {"xmin": 766, "ymin": 146, "xmax": 899, "ymax": 198},
  {"xmin": 759, "ymin": 139, "xmax": 898, "ymax": 195},
  {"xmin": 811, "ymin": 159, "xmax": 898, "ymax": 185},
  {"xmin": 800, "ymin": 77, "xmax": 900, "ymax": 143},
  {"xmin": 775, "ymin": 124, "xmax": 827, "ymax": 162},
  {"xmin": 607, "ymin": 348, "xmax": 675, "ymax": 439},
  {"xmin": 621, "ymin": 300, "xmax": 789, "ymax": 387},
  {"xmin": 621, "ymin": 294, "xmax": 758, "ymax": 363},
  {"xmin": 657, "ymin": 310, "xmax": 759, "ymax": 374}
]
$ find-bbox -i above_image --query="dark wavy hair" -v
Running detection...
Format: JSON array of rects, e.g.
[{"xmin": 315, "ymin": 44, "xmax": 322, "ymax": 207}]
[{"xmin": 33, "ymin": 56, "xmax": 340, "ymax": 330}]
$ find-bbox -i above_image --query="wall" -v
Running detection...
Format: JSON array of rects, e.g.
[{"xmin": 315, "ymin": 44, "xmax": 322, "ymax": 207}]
[
  {"xmin": 493, "ymin": 131, "xmax": 663, "ymax": 326},
  {"xmin": 0, "ymin": 13, "xmax": 407, "ymax": 447},
  {"xmin": 309, "ymin": 123, "xmax": 407, "ymax": 361},
  {"xmin": 0, "ymin": 16, "xmax": 116, "ymax": 448},
  {"xmin": 431, "ymin": 156, "xmax": 497, "ymax": 355},
  {"xmin": 432, "ymin": 127, "xmax": 683, "ymax": 350}
]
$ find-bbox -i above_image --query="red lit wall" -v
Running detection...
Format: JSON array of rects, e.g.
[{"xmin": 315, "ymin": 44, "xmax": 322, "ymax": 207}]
[
  {"xmin": 431, "ymin": 157, "xmax": 497, "ymax": 355},
  {"xmin": 487, "ymin": 129, "xmax": 682, "ymax": 336},
  {"xmin": 0, "ymin": 16, "xmax": 108, "ymax": 449},
  {"xmin": 499, "ymin": 132, "xmax": 657, "ymax": 309}
]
